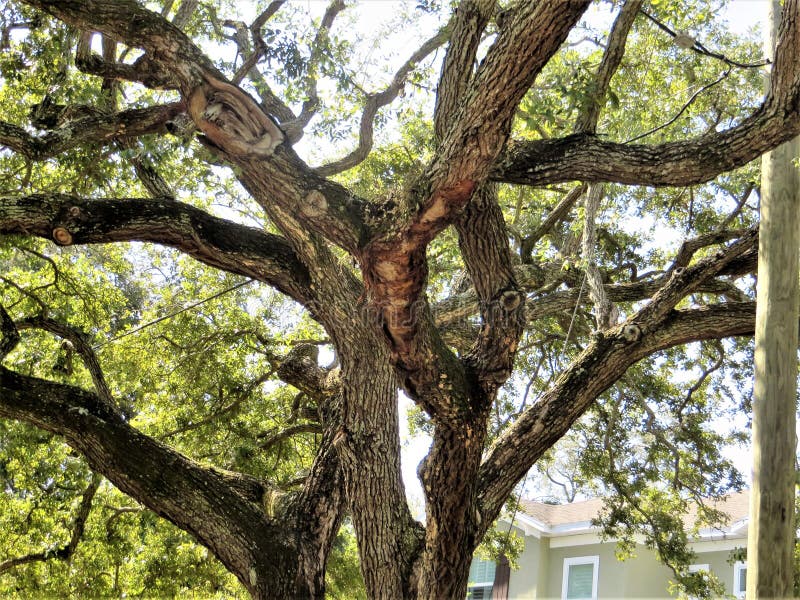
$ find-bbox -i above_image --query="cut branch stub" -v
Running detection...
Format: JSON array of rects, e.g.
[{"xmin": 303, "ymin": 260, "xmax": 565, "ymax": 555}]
[
  {"xmin": 187, "ymin": 76, "xmax": 284, "ymax": 157},
  {"xmin": 52, "ymin": 227, "xmax": 73, "ymax": 245}
]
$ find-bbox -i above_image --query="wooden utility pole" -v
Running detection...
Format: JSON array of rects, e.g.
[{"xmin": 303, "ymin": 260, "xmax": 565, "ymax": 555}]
[{"xmin": 747, "ymin": 1, "xmax": 800, "ymax": 597}]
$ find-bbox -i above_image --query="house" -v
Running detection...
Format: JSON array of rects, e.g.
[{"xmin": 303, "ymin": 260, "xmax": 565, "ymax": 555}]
[{"xmin": 468, "ymin": 492, "xmax": 749, "ymax": 599}]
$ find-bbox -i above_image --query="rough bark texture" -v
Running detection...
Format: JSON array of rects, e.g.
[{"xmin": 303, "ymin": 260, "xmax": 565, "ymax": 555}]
[{"xmin": 0, "ymin": 1, "xmax": 799, "ymax": 598}]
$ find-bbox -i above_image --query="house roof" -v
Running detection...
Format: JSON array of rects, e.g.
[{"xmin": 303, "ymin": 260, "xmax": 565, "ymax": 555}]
[{"xmin": 515, "ymin": 490, "xmax": 750, "ymax": 538}]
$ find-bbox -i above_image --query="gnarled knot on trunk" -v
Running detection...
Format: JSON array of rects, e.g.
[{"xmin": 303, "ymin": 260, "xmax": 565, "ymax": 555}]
[
  {"xmin": 187, "ymin": 76, "xmax": 284, "ymax": 157},
  {"xmin": 497, "ymin": 289, "xmax": 523, "ymax": 312},
  {"xmin": 619, "ymin": 322, "xmax": 642, "ymax": 343}
]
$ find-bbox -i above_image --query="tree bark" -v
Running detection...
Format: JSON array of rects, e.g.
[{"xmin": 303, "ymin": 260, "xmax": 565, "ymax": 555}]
[
  {"xmin": 303, "ymin": 322, "xmax": 423, "ymax": 598},
  {"xmin": 746, "ymin": 1, "xmax": 800, "ymax": 596}
]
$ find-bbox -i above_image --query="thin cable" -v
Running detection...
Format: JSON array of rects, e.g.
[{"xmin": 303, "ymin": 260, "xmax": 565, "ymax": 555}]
[
  {"xmin": 503, "ymin": 273, "xmax": 588, "ymax": 548},
  {"xmin": 92, "ymin": 279, "xmax": 255, "ymax": 350}
]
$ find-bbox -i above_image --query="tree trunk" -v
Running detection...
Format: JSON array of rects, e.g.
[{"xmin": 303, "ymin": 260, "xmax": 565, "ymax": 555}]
[
  {"xmin": 417, "ymin": 417, "xmax": 487, "ymax": 600},
  {"xmin": 747, "ymin": 1, "xmax": 800, "ymax": 596},
  {"xmin": 335, "ymin": 337, "xmax": 424, "ymax": 598}
]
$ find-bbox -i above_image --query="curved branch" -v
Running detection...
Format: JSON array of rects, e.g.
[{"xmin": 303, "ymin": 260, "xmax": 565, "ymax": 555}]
[
  {"xmin": 228, "ymin": 2, "xmax": 296, "ymax": 123},
  {"xmin": 16, "ymin": 316, "xmax": 113, "ymax": 405},
  {"xmin": 623, "ymin": 68, "xmax": 731, "ymax": 144},
  {"xmin": 0, "ymin": 103, "xmax": 183, "ymax": 162},
  {"xmin": 315, "ymin": 24, "xmax": 451, "ymax": 176},
  {"xmin": 282, "ymin": 0, "xmax": 347, "ymax": 142},
  {"xmin": 493, "ymin": 112, "xmax": 796, "ymax": 187},
  {"xmin": 0, "ymin": 193, "xmax": 312, "ymax": 305},
  {"xmin": 257, "ymin": 423, "xmax": 323, "ymax": 451},
  {"xmin": 23, "ymin": 0, "xmax": 371, "ymax": 255},
  {"xmin": 493, "ymin": 0, "xmax": 800, "ymax": 188},
  {"xmin": 0, "ymin": 366, "xmax": 293, "ymax": 596},
  {"xmin": 477, "ymin": 301, "xmax": 759, "ymax": 525},
  {"xmin": 28, "ymin": 0, "xmax": 220, "ymax": 79}
]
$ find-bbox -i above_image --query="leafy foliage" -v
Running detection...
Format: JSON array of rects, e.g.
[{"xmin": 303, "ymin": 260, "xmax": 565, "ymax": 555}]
[{"xmin": 0, "ymin": 0, "xmax": 790, "ymax": 597}]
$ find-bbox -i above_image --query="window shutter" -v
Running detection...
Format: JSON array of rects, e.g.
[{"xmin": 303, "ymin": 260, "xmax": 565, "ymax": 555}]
[{"xmin": 566, "ymin": 563, "xmax": 595, "ymax": 599}]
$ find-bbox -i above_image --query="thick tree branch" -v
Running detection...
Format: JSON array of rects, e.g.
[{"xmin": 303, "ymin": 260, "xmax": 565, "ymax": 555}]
[
  {"xmin": 0, "ymin": 367, "xmax": 295, "ymax": 597},
  {"xmin": 0, "ymin": 103, "xmax": 183, "ymax": 162},
  {"xmin": 477, "ymin": 301, "xmax": 759, "ymax": 524},
  {"xmin": 360, "ymin": 0, "xmax": 591, "ymax": 418},
  {"xmin": 0, "ymin": 194, "xmax": 312, "ymax": 304},
  {"xmin": 433, "ymin": 0, "xmax": 495, "ymax": 141},
  {"xmin": 494, "ymin": 0, "xmax": 800, "ymax": 188},
  {"xmin": 454, "ymin": 185, "xmax": 525, "ymax": 396},
  {"xmin": 493, "ymin": 110, "xmax": 796, "ymax": 186},
  {"xmin": 22, "ymin": 0, "xmax": 371, "ymax": 256},
  {"xmin": 28, "ymin": 0, "xmax": 220, "ymax": 79}
]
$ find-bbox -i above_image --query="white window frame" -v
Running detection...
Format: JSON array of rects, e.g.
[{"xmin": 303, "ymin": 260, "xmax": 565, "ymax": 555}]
[
  {"xmin": 561, "ymin": 555, "xmax": 600, "ymax": 600},
  {"xmin": 733, "ymin": 561, "xmax": 747, "ymax": 599}
]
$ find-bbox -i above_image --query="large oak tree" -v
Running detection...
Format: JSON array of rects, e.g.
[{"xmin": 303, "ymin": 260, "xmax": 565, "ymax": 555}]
[{"xmin": 0, "ymin": 0, "xmax": 798, "ymax": 598}]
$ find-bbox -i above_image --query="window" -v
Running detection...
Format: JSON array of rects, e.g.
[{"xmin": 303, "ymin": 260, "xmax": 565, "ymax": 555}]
[
  {"xmin": 562, "ymin": 556, "xmax": 599, "ymax": 600},
  {"xmin": 733, "ymin": 561, "xmax": 747, "ymax": 599},
  {"xmin": 467, "ymin": 558, "xmax": 495, "ymax": 600}
]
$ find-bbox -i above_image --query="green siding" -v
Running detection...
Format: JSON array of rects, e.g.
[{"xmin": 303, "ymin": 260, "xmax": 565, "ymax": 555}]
[
  {"xmin": 505, "ymin": 535, "xmax": 744, "ymax": 599},
  {"xmin": 507, "ymin": 530, "xmax": 547, "ymax": 599}
]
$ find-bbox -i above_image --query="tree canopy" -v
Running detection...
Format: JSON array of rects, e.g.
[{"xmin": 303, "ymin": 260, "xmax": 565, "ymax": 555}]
[{"xmin": 0, "ymin": 0, "xmax": 798, "ymax": 598}]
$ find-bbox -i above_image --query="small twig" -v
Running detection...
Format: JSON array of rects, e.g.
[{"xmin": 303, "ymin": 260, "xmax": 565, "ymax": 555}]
[
  {"xmin": 93, "ymin": 279, "xmax": 254, "ymax": 349},
  {"xmin": 716, "ymin": 184, "xmax": 755, "ymax": 232},
  {"xmin": 257, "ymin": 422, "xmax": 323, "ymax": 451},
  {"xmin": 161, "ymin": 369, "xmax": 276, "ymax": 439}
]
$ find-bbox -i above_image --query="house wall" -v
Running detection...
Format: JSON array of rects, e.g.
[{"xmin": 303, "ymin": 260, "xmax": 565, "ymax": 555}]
[
  {"xmin": 507, "ymin": 531, "xmax": 548, "ymax": 599},
  {"xmin": 507, "ymin": 534, "xmax": 745, "ymax": 599}
]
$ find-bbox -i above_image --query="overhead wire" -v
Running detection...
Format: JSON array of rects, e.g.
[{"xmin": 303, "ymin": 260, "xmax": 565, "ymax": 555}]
[{"xmin": 92, "ymin": 279, "xmax": 255, "ymax": 350}]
